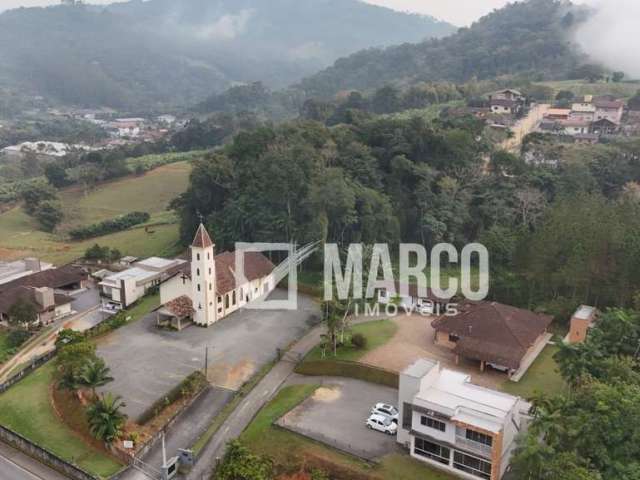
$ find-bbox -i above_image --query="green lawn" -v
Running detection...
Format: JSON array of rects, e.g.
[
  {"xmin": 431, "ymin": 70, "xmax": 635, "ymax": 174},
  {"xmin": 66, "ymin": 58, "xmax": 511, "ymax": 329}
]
[
  {"xmin": 0, "ymin": 363, "xmax": 122, "ymax": 478},
  {"xmin": 304, "ymin": 319, "xmax": 398, "ymax": 362},
  {"xmin": 0, "ymin": 161, "xmax": 190, "ymax": 264},
  {"xmin": 0, "ymin": 330, "xmax": 12, "ymax": 364},
  {"xmin": 501, "ymin": 345, "xmax": 566, "ymax": 399},
  {"xmin": 241, "ymin": 384, "xmax": 454, "ymax": 480},
  {"xmin": 537, "ymin": 79, "xmax": 640, "ymax": 100},
  {"xmin": 59, "ymin": 161, "xmax": 191, "ymax": 230}
]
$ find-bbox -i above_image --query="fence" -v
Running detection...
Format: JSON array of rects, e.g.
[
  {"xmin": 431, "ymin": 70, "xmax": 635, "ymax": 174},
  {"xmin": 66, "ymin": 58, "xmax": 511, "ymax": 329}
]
[
  {"xmin": 0, "ymin": 423, "xmax": 99, "ymax": 480},
  {"xmin": 294, "ymin": 359, "xmax": 399, "ymax": 388},
  {"xmin": 0, "ymin": 349, "xmax": 56, "ymax": 394}
]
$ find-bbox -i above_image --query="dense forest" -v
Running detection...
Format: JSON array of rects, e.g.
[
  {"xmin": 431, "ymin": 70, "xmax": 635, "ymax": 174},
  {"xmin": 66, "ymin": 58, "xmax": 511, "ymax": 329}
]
[
  {"xmin": 0, "ymin": 0, "xmax": 453, "ymax": 110},
  {"xmin": 172, "ymin": 111, "xmax": 640, "ymax": 315},
  {"xmin": 298, "ymin": 0, "xmax": 588, "ymax": 98}
]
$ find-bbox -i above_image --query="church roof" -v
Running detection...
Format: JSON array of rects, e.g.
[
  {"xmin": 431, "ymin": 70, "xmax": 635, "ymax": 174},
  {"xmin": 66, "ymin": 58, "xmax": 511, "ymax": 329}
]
[
  {"xmin": 171, "ymin": 251, "xmax": 275, "ymax": 296},
  {"xmin": 192, "ymin": 224, "xmax": 214, "ymax": 249}
]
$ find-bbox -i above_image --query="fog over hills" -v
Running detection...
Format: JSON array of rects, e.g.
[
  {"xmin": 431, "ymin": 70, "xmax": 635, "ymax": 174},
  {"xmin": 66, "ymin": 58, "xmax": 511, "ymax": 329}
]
[{"xmin": 0, "ymin": 0, "xmax": 454, "ymax": 110}]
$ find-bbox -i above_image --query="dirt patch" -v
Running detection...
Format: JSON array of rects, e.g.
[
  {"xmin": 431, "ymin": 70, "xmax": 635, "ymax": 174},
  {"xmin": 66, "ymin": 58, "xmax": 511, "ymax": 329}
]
[
  {"xmin": 312, "ymin": 386, "xmax": 341, "ymax": 403},
  {"xmin": 207, "ymin": 359, "xmax": 256, "ymax": 390},
  {"xmin": 359, "ymin": 314, "xmax": 504, "ymax": 389},
  {"xmin": 0, "ymin": 246, "xmax": 32, "ymax": 261}
]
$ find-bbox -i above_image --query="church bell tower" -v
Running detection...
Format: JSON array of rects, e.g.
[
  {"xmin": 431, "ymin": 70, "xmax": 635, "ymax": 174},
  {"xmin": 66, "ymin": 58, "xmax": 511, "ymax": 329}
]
[{"xmin": 190, "ymin": 224, "xmax": 217, "ymax": 326}]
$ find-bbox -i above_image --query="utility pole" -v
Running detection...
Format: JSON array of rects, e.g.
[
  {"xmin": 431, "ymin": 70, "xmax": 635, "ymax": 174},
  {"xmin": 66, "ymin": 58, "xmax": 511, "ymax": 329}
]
[{"xmin": 204, "ymin": 346, "xmax": 209, "ymax": 379}]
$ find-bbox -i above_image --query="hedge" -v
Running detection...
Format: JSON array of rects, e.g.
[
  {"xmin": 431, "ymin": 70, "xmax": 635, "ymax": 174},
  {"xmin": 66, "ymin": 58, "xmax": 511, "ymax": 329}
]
[
  {"xmin": 294, "ymin": 360, "xmax": 399, "ymax": 388},
  {"xmin": 69, "ymin": 211, "xmax": 150, "ymax": 240},
  {"xmin": 137, "ymin": 371, "xmax": 207, "ymax": 425}
]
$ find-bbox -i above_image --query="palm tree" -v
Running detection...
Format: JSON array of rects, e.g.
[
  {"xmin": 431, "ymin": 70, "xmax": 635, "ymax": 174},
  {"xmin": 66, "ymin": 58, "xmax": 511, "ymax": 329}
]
[
  {"xmin": 86, "ymin": 393, "xmax": 127, "ymax": 445},
  {"xmin": 77, "ymin": 358, "xmax": 114, "ymax": 398},
  {"xmin": 57, "ymin": 369, "xmax": 79, "ymax": 392}
]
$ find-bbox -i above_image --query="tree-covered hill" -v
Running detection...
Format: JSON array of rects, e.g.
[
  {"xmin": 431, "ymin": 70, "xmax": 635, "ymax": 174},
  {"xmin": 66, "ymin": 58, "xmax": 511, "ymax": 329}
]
[
  {"xmin": 298, "ymin": 0, "xmax": 589, "ymax": 98},
  {"xmin": 0, "ymin": 0, "xmax": 454, "ymax": 110}
]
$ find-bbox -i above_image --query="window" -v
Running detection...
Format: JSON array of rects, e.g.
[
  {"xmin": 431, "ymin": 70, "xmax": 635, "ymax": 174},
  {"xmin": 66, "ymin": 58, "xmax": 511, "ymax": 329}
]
[
  {"xmin": 207, "ymin": 253, "xmax": 210, "ymax": 260},
  {"xmin": 449, "ymin": 334, "xmax": 459, "ymax": 343},
  {"xmin": 225, "ymin": 294, "xmax": 229, "ymax": 309},
  {"xmin": 414, "ymin": 438, "xmax": 450, "ymax": 465},
  {"xmin": 209, "ymin": 283, "xmax": 212, "ymax": 291},
  {"xmin": 197, "ymin": 284, "xmax": 201, "ymax": 292},
  {"xmin": 217, "ymin": 296, "xmax": 222, "ymax": 303},
  {"xmin": 232, "ymin": 290, "xmax": 236, "ymax": 305},
  {"xmin": 402, "ymin": 403, "xmax": 412, "ymax": 429},
  {"xmin": 197, "ymin": 268, "xmax": 200, "ymax": 276},
  {"xmin": 421, "ymin": 416, "xmax": 446, "ymax": 432},
  {"xmin": 453, "ymin": 452, "xmax": 492, "ymax": 480},
  {"xmin": 209, "ymin": 268, "xmax": 212, "ymax": 275},
  {"xmin": 197, "ymin": 254, "xmax": 200, "ymax": 261},
  {"xmin": 465, "ymin": 430, "xmax": 493, "ymax": 447}
]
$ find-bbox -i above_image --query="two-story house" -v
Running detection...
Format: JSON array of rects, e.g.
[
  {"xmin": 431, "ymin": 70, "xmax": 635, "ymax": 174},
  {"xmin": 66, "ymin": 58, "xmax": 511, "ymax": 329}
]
[
  {"xmin": 488, "ymin": 89, "xmax": 526, "ymax": 115},
  {"xmin": 398, "ymin": 359, "xmax": 530, "ymax": 480}
]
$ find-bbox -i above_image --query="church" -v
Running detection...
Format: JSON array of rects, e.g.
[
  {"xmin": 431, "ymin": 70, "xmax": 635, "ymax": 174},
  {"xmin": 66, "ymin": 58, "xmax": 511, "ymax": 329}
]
[{"xmin": 156, "ymin": 224, "xmax": 276, "ymax": 329}]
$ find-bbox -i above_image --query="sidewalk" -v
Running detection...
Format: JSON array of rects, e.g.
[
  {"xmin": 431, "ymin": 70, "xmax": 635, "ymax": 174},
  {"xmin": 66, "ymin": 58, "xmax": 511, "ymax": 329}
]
[
  {"xmin": 186, "ymin": 315, "xmax": 377, "ymax": 479},
  {"xmin": 185, "ymin": 324, "xmax": 325, "ymax": 479}
]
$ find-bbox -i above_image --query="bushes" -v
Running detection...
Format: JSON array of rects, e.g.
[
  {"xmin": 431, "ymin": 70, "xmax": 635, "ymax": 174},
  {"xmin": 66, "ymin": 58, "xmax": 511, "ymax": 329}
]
[
  {"xmin": 7, "ymin": 330, "xmax": 31, "ymax": 349},
  {"xmin": 295, "ymin": 360, "xmax": 398, "ymax": 388},
  {"xmin": 70, "ymin": 211, "xmax": 150, "ymax": 240},
  {"xmin": 137, "ymin": 371, "xmax": 207, "ymax": 425},
  {"xmin": 351, "ymin": 333, "xmax": 367, "ymax": 350},
  {"xmin": 84, "ymin": 244, "xmax": 121, "ymax": 262}
]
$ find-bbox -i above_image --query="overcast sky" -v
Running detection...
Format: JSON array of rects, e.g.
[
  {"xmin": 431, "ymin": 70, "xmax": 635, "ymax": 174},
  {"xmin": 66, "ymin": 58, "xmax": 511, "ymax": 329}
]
[{"xmin": 0, "ymin": 0, "xmax": 530, "ymax": 26}]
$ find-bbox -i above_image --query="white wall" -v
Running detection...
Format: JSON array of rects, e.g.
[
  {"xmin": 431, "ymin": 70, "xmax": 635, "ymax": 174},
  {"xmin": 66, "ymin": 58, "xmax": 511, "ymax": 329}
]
[{"xmin": 160, "ymin": 274, "xmax": 192, "ymax": 305}]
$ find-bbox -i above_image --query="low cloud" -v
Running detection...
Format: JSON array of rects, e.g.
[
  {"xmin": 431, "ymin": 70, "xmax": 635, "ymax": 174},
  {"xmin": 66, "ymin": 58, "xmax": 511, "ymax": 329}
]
[
  {"xmin": 195, "ymin": 9, "xmax": 254, "ymax": 41},
  {"xmin": 575, "ymin": 0, "xmax": 640, "ymax": 79}
]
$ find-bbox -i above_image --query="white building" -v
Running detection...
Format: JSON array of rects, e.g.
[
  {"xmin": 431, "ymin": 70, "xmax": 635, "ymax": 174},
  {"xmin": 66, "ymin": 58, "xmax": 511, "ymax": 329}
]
[
  {"xmin": 157, "ymin": 224, "xmax": 276, "ymax": 328},
  {"xmin": 99, "ymin": 257, "xmax": 186, "ymax": 310},
  {"xmin": 398, "ymin": 359, "xmax": 530, "ymax": 480}
]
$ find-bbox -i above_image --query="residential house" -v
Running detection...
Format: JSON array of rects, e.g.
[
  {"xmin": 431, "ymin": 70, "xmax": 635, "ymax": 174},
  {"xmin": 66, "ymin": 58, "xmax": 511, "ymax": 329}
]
[
  {"xmin": 398, "ymin": 359, "xmax": 530, "ymax": 480},
  {"xmin": 0, "ymin": 286, "xmax": 73, "ymax": 326},
  {"xmin": 377, "ymin": 281, "xmax": 454, "ymax": 314},
  {"xmin": 157, "ymin": 224, "xmax": 276, "ymax": 328},
  {"xmin": 559, "ymin": 119, "xmax": 590, "ymax": 136},
  {"xmin": 594, "ymin": 99, "xmax": 625, "ymax": 124},
  {"xmin": 488, "ymin": 89, "xmax": 526, "ymax": 115},
  {"xmin": 0, "ymin": 258, "xmax": 53, "ymax": 286},
  {"xmin": 431, "ymin": 301, "xmax": 552, "ymax": 376},
  {"xmin": 569, "ymin": 101, "xmax": 596, "ymax": 123},
  {"xmin": 99, "ymin": 257, "xmax": 186, "ymax": 310},
  {"xmin": 590, "ymin": 118, "xmax": 619, "ymax": 135},
  {"xmin": 544, "ymin": 108, "xmax": 571, "ymax": 121}
]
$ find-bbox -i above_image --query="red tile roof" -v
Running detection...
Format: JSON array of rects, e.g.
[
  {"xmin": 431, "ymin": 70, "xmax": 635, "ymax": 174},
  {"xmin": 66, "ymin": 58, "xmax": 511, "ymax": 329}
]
[
  {"xmin": 431, "ymin": 301, "xmax": 553, "ymax": 369},
  {"xmin": 171, "ymin": 251, "xmax": 275, "ymax": 296},
  {"xmin": 163, "ymin": 295, "xmax": 194, "ymax": 318},
  {"xmin": 191, "ymin": 224, "xmax": 214, "ymax": 249}
]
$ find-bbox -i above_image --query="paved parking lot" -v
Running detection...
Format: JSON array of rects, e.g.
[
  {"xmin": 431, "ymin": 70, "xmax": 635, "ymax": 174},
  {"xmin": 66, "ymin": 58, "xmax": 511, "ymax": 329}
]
[
  {"xmin": 97, "ymin": 291, "xmax": 320, "ymax": 421},
  {"xmin": 278, "ymin": 376, "xmax": 400, "ymax": 461}
]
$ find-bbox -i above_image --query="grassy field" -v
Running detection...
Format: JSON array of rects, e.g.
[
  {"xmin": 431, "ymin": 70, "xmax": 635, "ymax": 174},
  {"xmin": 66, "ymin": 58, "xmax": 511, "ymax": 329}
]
[
  {"xmin": 0, "ymin": 161, "xmax": 191, "ymax": 263},
  {"xmin": 304, "ymin": 319, "xmax": 398, "ymax": 363},
  {"xmin": 501, "ymin": 345, "xmax": 566, "ymax": 399},
  {"xmin": 0, "ymin": 329, "xmax": 12, "ymax": 364},
  {"xmin": 0, "ymin": 362, "xmax": 122, "ymax": 478},
  {"xmin": 537, "ymin": 80, "xmax": 640, "ymax": 99},
  {"xmin": 241, "ymin": 384, "xmax": 454, "ymax": 480}
]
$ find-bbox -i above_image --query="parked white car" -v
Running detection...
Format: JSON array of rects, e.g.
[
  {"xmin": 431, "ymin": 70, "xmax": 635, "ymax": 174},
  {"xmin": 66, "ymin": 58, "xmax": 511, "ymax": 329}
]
[
  {"xmin": 371, "ymin": 403, "xmax": 399, "ymax": 422},
  {"xmin": 366, "ymin": 413, "xmax": 397, "ymax": 435}
]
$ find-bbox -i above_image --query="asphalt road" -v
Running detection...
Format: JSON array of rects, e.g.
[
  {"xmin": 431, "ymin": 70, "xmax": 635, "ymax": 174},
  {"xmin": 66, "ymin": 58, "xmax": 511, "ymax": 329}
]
[{"xmin": 0, "ymin": 441, "xmax": 68, "ymax": 480}]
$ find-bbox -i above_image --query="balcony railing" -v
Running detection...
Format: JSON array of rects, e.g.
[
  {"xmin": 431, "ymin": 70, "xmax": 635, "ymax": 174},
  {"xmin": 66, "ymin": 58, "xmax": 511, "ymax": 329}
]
[{"xmin": 455, "ymin": 436, "xmax": 492, "ymax": 458}]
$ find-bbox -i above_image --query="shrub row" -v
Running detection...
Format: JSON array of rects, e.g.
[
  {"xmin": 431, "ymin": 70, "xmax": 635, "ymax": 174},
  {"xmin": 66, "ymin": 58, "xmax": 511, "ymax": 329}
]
[
  {"xmin": 137, "ymin": 371, "xmax": 207, "ymax": 425},
  {"xmin": 295, "ymin": 360, "xmax": 399, "ymax": 388},
  {"xmin": 69, "ymin": 211, "xmax": 150, "ymax": 240}
]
